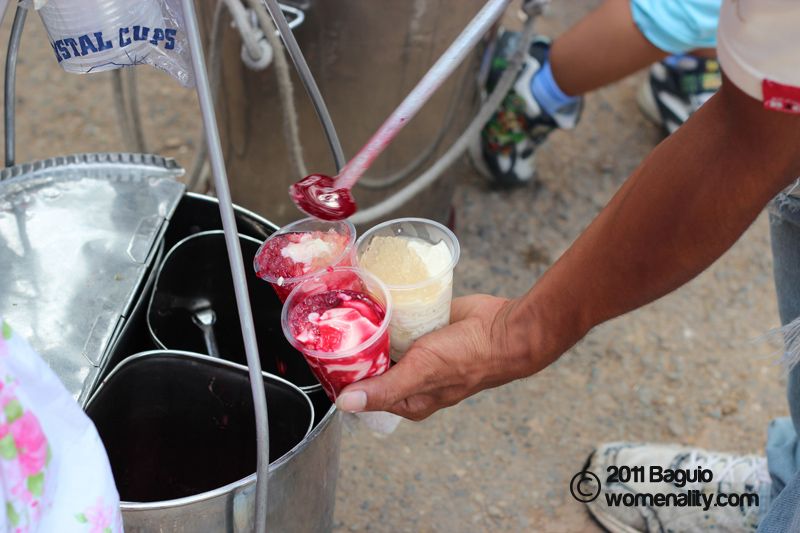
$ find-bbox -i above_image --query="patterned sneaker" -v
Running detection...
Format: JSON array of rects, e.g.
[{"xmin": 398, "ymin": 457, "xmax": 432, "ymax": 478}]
[
  {"xmin": 637, "ymin": 55, "xmax": 722, "ymax": 134},
  {"xmin": 470, "ymin": 31, "xmax": 582, "ymax": 188},
  {"xmin": 582, "ymin": 442, "xmax": 769, "ymax": 533}
]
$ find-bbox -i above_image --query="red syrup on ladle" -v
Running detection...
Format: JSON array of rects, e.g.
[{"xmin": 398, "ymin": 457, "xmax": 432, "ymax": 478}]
[{"xmin": 289, "ymin": 174, "xmax": 357, "ymax": 221}]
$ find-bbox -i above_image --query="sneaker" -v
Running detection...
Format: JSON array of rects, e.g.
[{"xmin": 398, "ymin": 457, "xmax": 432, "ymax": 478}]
[
  {"xmin": 637, "ymin": 55, "xmax": 722, "ymax": 134},
  {"xmin": 470, "ymin": 31, "xmax": 582, "ymax": 188},
  {"xmin": 582, "ymin": 442, "xmax": 769, "ymax": 533}
]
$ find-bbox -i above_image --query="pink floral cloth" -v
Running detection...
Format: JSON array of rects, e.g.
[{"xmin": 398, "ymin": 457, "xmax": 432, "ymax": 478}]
[{"xmin": 0, "ymin": 319, "xmax": 122, "ymax": 532}]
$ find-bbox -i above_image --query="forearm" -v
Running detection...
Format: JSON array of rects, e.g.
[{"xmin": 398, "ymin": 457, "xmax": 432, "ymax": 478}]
[{"xmin": 512, "ymin": 81, "xmax": 800, "ymax": 366}]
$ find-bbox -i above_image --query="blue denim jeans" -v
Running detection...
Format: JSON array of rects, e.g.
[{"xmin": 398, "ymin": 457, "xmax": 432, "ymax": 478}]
[{"xmin": 759, "ymin": 192, "xmax": 800, "ymax": 532}]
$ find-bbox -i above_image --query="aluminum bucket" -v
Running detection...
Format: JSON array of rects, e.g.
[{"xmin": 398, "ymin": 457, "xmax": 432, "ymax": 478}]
[
  {"xmin": 198, "ymin": 0, "xmax": 486, "ymax": 226},
  {"xmin": 0, "ymin": 153, "xmax": 343, "ymax": 530},
  {"xmin": 87, "ymin": 350, "xmax": 341, "ymax": 532},
  {"xmin": 116, "ymin": 191, "xmax": 341, "ymax": 531},
  {"xmin": 147, "ymin": 193, "xmax": 335, "ymax": 426}
]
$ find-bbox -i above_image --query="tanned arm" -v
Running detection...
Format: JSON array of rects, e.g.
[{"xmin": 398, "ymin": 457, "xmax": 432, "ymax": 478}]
[{"xmin": 336, "ymin": 80, "xmax": 800, "ymax": 420}]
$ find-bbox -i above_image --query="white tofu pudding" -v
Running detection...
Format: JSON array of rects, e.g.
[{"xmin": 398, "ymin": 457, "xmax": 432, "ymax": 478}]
[{"xmin": 356, "ymin": 218, "xmax": 460, "ymax": 359}]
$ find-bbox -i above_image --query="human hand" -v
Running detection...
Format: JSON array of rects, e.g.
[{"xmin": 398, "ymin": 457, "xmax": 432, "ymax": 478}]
[{"xmin": 335, "ymin": 294, "xmax": 543, "ymax": 420}]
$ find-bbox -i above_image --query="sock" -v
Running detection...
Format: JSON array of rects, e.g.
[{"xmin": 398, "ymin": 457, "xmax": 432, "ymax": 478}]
[
  {"xmin": 530, "ymin": 60, "xmax": 579, "ymax": 118},
  {"xmin": 664, "ymin": 54, "xmax": 700, "ymax": 70},
  {"xmin": 664, "ymin": 54, "xmax": 686, "ymax": 67}
]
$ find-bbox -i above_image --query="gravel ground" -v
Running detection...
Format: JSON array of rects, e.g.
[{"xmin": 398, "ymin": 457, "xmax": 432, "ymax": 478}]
[{"xmin": 4, "ymin": 2, "xmax": 789, "ymax": 532}]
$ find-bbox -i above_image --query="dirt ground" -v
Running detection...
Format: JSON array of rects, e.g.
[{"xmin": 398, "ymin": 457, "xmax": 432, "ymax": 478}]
[{"xmin": 3, "ymin": 1, "xmax": 789, "ymax": 532}]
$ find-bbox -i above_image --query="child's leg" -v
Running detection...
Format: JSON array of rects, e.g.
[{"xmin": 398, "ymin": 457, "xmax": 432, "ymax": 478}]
[
  {"xmin": 550, "ymin": 0, "xmax": 668, "ymax": 97},
  {"xmin": 475, "ymin": 0, "xmax": 722, "ymax": 186},
  {"xmin": 550, "ymin": 0, "xmax": 721, "ymax": 96}
]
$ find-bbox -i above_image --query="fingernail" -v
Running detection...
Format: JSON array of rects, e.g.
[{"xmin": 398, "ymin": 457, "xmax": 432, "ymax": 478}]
[{"xmin": 336, "ymin": 390, "xmax": 367, "ymax": 413}]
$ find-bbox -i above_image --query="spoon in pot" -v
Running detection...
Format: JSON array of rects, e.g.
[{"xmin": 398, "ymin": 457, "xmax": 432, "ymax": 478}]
[
  {"xmin": 191, "ymin": 307, "xmax": 221, "ymax": 358},
  {"xmin": 192, "ymin": 307, "xmax": 219, "ymax": 357}
]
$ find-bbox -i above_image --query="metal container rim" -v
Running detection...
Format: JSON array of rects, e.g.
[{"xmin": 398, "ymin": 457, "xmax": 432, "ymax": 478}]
[
  {"xmin": 86, "ymin": 350, "xmax": 332, "ymax": 510},
  {"xmin": 145, "ymin": 229, "xmax": 323, "ymax": 393}
]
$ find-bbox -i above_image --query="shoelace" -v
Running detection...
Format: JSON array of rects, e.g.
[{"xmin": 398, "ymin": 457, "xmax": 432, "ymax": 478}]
[{"xmin": 681, "ymin": 451, "xmax": 770, "ymax": 493}]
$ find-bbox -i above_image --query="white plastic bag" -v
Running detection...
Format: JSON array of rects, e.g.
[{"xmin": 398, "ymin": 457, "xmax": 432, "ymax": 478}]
[
  {"xmin": 34, "ymin": 0, "xmax": 194, "ymax": 86},
  {"xmin": 0, "ymin": 319, "xmax": 122, "ymax": 532}
]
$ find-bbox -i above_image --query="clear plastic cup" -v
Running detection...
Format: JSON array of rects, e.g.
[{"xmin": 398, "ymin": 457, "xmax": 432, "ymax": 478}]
[
  {"xmin": 254, "ymin": 218, "xmax": 356, "ymax": 302},
  {"xmin": 281, "ymin": 267, "xmax": 392, "ymax": 401},
  {"xmin": 356, "ymin": 218, "xmax": 460, "ymax": 359},
  {"xmin": 38, "ymin": 0, "xmax": 164, "ymax": 73}
]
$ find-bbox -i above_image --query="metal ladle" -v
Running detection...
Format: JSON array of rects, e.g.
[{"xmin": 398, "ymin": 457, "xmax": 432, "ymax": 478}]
[{"xmin": 191, "ymin": 306, "xmax": 220, "ymax": 358}]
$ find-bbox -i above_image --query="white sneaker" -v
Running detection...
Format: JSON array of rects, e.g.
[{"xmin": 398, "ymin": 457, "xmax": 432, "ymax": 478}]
[
  {"xmin": 471, "ymin": 32, "xmax": 581, "ymax": 188},
  {"xmin": 637, "ymin": 56, "xmax": 721, "ymax": 135},
  {"xmin": 583, "ymin": 442, "xmax": 769, "ymax": 533}
]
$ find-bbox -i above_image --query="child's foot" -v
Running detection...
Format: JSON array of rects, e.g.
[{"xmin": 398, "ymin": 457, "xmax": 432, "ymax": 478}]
[
  {"xmin": 637, "ymin": 55, "xmax": 722, "ymax": 134},
  {"xmin": 582, "ymin": 442, "xmax": 768, "ymax": 533},
  {"xmin": 470, "ymin": 32, "xmax": 582, "ymax": 188}
]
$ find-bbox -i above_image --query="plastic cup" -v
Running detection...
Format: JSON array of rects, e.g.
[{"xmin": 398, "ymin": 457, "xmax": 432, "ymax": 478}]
[
  {"xmin": 254, "ymin": 217, "xmax": 356, "ymax": 303},
  {"xmin": 356, "ymin": 218, "xmax": 460, "ymax": 359},
  {"xmin": 281, "ymin": 267, "xmax": 392, "ymax": 401},
  {"xmin": 38, "ymin": 0, "xmax": 164, "ymax": 73}
]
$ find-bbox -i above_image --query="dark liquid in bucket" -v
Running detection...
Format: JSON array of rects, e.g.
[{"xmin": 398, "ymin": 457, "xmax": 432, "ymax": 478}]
[
  {"xmin": 87, "ymin": 355, "xmax": 311, "ymax": 502},
  {"xmin": 148, "ymin": 233, "xmax": 321, "ymax": 389}
]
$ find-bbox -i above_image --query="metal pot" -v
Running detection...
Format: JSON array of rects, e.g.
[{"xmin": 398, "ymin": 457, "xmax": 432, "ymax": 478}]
[
  {"xmin": 87, "ymin": 351, "xmax": 313, "ymax": 501},
  {"xmin": 0, "ymin": 153, "xmax": 343, "ymax": 531},
  {"xmin": 87, "ymin": 351, "xmax": 340, "ymax": 532}
]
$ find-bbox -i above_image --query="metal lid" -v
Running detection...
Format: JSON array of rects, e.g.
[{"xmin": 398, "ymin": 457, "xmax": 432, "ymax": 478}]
[{"xmin": 0, "ymin": 153, "xmax": 185, "ymax": 404}]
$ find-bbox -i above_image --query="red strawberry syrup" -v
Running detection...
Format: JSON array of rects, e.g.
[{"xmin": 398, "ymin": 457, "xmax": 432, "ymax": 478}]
[
  {"xmin": 288, "ymin": 289, "xmax": 389, "ymax": 400},
  {"xmin": 254, "ymin": 230, "xmax": 351, "ymax": 302},
  {"xmin": 289, "ymin": 174, "xmax": 357, "ymax": 221}
]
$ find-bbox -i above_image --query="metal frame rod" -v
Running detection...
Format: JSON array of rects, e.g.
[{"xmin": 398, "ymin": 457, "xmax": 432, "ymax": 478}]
[
  {"xmin": 260, "ymin": 0, "xmax": 346, "ymax": 171},
  {"xmin": 4, "ymin": 5, "xmax": 26, "ymax": 168},
  {"xmin": 181, "ymin": 1, "xmax": 271, "ymax": 530}
]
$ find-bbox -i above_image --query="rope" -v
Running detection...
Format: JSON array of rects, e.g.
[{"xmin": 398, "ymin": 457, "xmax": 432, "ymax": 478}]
[
  {"xmin": 220, "ymin": 0, "xmax": 267, "ymax": 65},
  {"xmin": 246, "ymin": 0, "xmax": 308, "ymax": 178},
  {"xmin": 125, "ymin": 69, "xmax": 147, "ymax": 152},
  {"xmin": 111, "ymin": 70, "xmax": 136, "ymax": 150}
]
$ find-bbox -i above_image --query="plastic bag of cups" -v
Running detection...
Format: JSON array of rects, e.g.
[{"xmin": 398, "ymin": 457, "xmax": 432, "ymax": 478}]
[{"xmin": 31, "ymin": 0, "xmax": 194, "ymax": 86}]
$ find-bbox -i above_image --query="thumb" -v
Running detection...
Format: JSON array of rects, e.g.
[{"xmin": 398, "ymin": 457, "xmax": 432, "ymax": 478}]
[{"xmin": 336, "ymin": 355, "xmax": 425, "ymax": 413}]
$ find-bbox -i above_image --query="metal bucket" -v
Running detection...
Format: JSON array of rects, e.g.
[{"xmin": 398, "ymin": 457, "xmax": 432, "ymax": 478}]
[
  {"xmin": 147, "ymin": 230, "xmax": 321, "ymax": 392},
  {"xmin": 123, "ymin": 193, "xmax": 342, "ymax": 531},
  {"xmin": 199, "ymin": 0, "xmax": 486, "ymax": 226},
  {"xmin": 87, "ymin": 351, "xmax": 340, "ymax": 531},
  {"xmin": 0, "ymin": 154, "xmax": 343, "ymax": 532},
  {"xmin": 163, "ymin": 192, "xmax": 278, "ymax": 250},
  {"xmin": 146, "ymin": 192, "xmax": 336, "ymax": 426}
]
